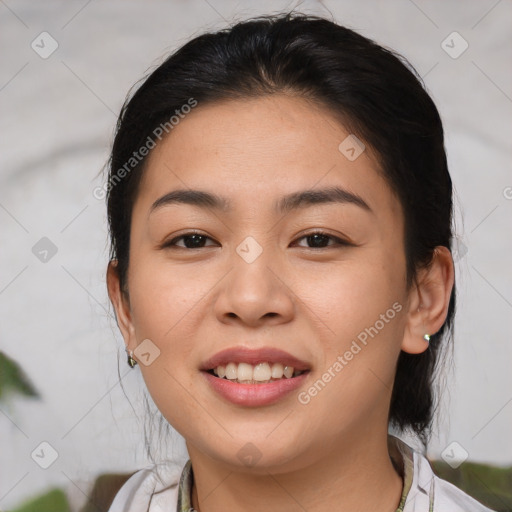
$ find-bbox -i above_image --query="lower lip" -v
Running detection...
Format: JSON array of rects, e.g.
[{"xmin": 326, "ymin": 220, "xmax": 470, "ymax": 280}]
[{"xmin": 202, "ymin": 371, "xmax": 310, "ymax": 407}]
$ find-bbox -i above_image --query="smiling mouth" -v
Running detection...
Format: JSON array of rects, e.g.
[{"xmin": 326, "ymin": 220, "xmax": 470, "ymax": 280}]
[{"xmin": 206, "ymin": 362, "xmax": 309, "ymax": 384}]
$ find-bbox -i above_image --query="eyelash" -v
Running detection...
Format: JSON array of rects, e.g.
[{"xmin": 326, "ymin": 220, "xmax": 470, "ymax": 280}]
[{"xmin": 162, "ymin": 230, "xmax": 351, "ymax": 250}]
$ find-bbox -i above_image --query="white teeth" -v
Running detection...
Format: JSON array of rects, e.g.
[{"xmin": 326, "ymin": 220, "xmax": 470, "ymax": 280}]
[
  {"xmin": 253, "ymin": 362, "xmax": 271, "ymax": 381},
  {"xmin": 211, "ymin": 362, "xmax": 305, "ymax": 383},
  {"xmin": 225, "ymin": 362, "xmax": 237, "ymax": 380},
  {"xmin": 237, "ymin": 362, "xmax": 253, "ymax": 381},
  {"xmin": 283, "ymin": 366, "xmax": 294, "ymax": 378},
  {"xmin": 271, "ymin": 363, "xmax": 284, "ymax": 379}
]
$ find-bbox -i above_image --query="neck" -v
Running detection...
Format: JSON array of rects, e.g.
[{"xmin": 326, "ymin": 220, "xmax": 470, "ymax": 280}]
[{"xmin": 187, "ymin": 429, "xmax": 403, "ymax": 512}]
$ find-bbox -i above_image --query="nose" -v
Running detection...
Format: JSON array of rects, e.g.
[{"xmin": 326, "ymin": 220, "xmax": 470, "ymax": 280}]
[{"xmin": 214, "ymin": 243, "xmax": 295, "ymax": 329}]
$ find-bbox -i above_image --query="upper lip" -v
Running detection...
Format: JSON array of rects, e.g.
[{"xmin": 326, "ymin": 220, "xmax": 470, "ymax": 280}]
[{"xmin": 200, "ymin": 347, "xmax": 311, "ymax": 372}]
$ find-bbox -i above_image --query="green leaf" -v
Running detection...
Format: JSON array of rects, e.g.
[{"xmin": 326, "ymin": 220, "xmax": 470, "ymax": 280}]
[
  {"xmin": 11, "ymin": 488, "xmax": 71, "ymax": 512},
  {"xmin": 0, "ymin": 351, "xmax": 39, "ymax": 401}
]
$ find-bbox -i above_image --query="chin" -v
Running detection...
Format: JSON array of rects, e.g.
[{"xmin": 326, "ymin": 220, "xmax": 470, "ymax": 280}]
[{"xmin": 191, "ymin": 433, "xmax": 311, "ymax": 475}]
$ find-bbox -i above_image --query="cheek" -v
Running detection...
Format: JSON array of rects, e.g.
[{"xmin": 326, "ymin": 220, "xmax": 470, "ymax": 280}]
[
  {"xmin": 126, "ymin": 258, "xmax": 202, "ymax": 435},
  {"xmin": 299, "ymin": 253, "xmax": 403, "ymax": 344},
  {"xmin": 302, "ymin": 251, "xmax": 406, "ymax": 397},
  {"xmin": 128, "ymin": 251, "xmax": 207, "ymax": 341},
  {"xmin": 138, "ymin": 362, "xmax": 203, "ymax": 445}
]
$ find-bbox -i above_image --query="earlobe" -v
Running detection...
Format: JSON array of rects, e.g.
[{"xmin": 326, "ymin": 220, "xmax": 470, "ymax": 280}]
[
  {"xmin": 106, "ymin": 260, "xmax": 136, "ymax": 350},
  {"xmin": 401, "ymin": 306, "xmax": 432, "ymax": 355},
  {"xmin": 401, "ymin": 246, "xmax": 455, "ymax": 355}
]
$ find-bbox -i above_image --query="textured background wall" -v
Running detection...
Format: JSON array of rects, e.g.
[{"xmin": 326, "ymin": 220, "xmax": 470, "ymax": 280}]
[{"xmin": 1, "ymin": 0, "xmax": 511, "ymax": 509}]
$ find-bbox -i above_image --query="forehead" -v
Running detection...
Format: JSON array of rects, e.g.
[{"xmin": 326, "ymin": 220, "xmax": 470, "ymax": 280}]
[{"xmin": 134, "ymin": 94, "xmax": 401, "ymax": 221}]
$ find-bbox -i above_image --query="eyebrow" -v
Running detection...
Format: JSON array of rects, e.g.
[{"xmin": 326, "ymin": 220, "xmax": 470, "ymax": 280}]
[{"xmin": 149, "ymin": 186, "xmax": 372, "ymax": 216}]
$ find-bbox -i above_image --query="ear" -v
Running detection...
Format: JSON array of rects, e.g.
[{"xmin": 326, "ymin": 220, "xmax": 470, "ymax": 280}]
[
  {"xmin": 401, "ymin": 246, "xmax": 454, "ymax": 354},
  {"xmin": 106, "ymin": 260, "xmax": 137, "ymax": 351}
]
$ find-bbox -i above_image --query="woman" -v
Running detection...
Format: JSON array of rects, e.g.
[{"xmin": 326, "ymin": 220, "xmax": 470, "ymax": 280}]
[{"xmin": 105, "ymin": 11, "xmax": 495, "ymax": 511}]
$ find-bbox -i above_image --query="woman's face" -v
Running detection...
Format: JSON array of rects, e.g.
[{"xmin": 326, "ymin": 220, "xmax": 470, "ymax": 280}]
[{"xmin": 109, "ymin": 94, "xmax": 423, "ymax": 472}]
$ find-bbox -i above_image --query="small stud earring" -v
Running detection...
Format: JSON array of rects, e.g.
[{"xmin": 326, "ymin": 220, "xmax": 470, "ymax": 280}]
[
  {"xmin": 126, "ymin": 348, "xmax": 137, "ymax": 368},
  {"xmin": 423, "ymin": 333, "xmax": 431, "ymax": 343}
]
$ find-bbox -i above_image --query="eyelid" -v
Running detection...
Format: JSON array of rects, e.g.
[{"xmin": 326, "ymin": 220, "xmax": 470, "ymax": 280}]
[
  {"xmin": 161, "ymin": 229, "xmax": 352, "ymax": 249},
  {"xmin": 161, "ymin": 230, "xmax": 215, "ymax": 248},
  {"xmin": 292, "ymin": 230, "xmax": 352, "ymax": 248}
]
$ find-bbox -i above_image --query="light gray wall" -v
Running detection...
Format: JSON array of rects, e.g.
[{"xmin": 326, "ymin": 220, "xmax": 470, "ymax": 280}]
[{"xmin": 1, "ymin": 1, "xmax": 511, "ymax": 509}]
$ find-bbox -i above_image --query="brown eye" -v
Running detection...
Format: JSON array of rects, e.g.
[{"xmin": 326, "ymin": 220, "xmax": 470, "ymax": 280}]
[
  {"xmin": 163, "ymin": 232, "xmax": 217, "ymax": 249},
  {"xmin": 293, "ymin": 231, "xmax": 350, "ymax": 249},
  {"xmin": 162, "ymin": 230, "xmax": 350, "ymax": 250}
]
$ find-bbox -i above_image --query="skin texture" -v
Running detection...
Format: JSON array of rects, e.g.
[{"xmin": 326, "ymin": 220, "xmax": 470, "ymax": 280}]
[{"xmin": 107, "ymin": 94, "xmax": 454, "ymax": 512}]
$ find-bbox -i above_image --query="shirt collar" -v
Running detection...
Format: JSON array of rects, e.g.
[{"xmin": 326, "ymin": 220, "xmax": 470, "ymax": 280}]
[
  {"xmin": 389, "ymin": 434, "xmax": 416, "ymax": 511},
  {"xmin": 176, "ymin": 458, "xmax": 193, "ymax": 512},
  {"xmin": 176, "ymin": 434, "xmax": 416, "ymax": 512}
]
